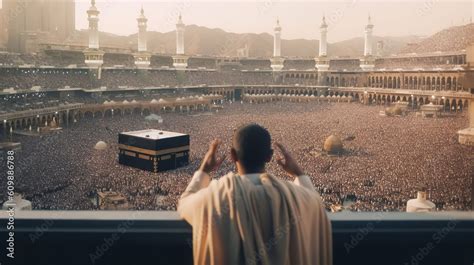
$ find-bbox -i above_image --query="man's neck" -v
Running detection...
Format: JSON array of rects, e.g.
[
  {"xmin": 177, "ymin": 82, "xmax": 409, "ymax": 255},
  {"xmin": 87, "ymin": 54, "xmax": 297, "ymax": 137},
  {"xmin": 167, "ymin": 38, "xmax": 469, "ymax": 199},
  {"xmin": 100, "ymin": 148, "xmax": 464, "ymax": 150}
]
[{"xmin": 237, "ymin": 167, "xmax": 266, "ymax": 176}]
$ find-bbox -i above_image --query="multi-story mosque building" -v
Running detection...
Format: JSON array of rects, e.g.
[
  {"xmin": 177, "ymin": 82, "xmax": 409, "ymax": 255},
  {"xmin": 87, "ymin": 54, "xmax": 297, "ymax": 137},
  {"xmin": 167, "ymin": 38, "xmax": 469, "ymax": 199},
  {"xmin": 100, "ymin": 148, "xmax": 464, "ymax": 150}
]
[{"xmin": 0, "ymin": 0, "xmax": 473, "ymax": 140}]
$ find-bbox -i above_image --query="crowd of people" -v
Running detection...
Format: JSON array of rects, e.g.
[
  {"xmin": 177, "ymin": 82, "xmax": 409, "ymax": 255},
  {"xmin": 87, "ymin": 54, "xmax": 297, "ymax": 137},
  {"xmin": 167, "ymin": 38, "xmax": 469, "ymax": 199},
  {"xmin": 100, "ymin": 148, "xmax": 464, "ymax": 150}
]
[
  {"xmin": 0, "ymin": 100, "xmax": 471, "ymax": 212},
  {"xmin": 0, "ymin": 68, "xmax": 97, "ymax": 90},
  {"xmin": 0, "ymin": 68, "xmax": 278, "ymax": 90}
]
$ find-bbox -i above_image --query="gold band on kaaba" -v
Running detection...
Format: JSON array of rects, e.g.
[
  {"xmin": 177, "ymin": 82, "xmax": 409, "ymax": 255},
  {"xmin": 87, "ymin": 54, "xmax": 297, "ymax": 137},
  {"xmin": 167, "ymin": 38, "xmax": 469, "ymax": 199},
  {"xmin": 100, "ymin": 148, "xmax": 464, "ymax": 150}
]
[{"xmin": 118, "ymin": 144, "xmax": 190, "ymax": 156}]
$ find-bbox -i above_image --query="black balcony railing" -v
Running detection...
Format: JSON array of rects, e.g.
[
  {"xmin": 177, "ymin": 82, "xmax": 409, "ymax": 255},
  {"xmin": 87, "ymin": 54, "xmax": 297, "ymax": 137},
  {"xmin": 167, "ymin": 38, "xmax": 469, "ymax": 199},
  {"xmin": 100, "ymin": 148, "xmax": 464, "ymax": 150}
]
[{"xmin": 0, "ymin": 211, "xmax": 472, "ymax": 265}]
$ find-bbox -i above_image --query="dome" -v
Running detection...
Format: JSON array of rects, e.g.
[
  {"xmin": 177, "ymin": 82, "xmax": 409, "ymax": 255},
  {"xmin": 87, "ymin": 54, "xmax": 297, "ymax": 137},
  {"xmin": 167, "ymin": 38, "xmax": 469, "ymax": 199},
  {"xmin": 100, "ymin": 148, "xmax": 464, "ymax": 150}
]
[
  {"xmin": 94, "ymin": 141, "xmax": 108, "ymax": 150},
  {"xmin": 123, "ymin": 100, "xmax": 129, "ymax": 104},
  {"xmin": 323, "ymin": 135, "xmax": 343, "ymax": 154},
  {"xmin": 150, "ymin": 99, "xmax": 158, "ymax": 104}
]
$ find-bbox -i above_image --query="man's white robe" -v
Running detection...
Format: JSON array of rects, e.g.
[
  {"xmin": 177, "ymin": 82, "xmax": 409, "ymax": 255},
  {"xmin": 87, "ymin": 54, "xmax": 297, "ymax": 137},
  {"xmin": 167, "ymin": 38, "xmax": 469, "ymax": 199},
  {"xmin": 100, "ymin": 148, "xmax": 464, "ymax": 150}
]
[{"xmin": 178, "ymin": 171, "xmax": 332, "ymax": 265}]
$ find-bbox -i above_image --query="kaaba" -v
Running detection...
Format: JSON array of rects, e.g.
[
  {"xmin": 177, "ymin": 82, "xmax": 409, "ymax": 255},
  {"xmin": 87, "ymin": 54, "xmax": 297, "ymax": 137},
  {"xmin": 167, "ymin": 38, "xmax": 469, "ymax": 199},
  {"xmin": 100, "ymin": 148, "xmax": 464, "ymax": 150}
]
[{"xmin": 118, "ymin": 129, "xmax": 190, "ymax": 172}]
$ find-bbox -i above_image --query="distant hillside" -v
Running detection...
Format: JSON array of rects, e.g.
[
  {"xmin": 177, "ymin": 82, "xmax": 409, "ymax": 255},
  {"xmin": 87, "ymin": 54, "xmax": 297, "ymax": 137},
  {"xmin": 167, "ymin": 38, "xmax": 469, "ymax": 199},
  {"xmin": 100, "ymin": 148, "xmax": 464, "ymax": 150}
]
[
  {"xmin": 329, "ymin": 36, "xmax": 423, "ymax": 57},
  {"xmin": 70, "ymin": 25, "xmax": 422, "ymax": 58},
  {"xmin": 399, "ymin": 23, "xmax": 474, "ymax": 54}
]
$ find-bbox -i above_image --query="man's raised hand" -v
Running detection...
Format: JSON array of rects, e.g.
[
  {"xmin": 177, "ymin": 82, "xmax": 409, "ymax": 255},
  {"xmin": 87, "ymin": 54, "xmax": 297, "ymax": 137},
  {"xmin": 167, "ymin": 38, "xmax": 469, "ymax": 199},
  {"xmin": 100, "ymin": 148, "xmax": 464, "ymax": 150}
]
[
  {"xmin": 199, "ymin": 139, "xmax": 226, "ymax": 174},
  {"xmin": 275, "ymin": 142, "xmax": 304, "ymax": 178}
]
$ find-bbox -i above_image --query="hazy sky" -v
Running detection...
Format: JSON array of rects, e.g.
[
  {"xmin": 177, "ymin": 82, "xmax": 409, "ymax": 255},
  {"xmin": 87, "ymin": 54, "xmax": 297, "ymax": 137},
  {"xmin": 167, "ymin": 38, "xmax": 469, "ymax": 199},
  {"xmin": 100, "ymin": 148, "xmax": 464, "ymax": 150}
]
[{"xmin": 70, "ymin": 0, "xmax": 473, "ymax": 42}]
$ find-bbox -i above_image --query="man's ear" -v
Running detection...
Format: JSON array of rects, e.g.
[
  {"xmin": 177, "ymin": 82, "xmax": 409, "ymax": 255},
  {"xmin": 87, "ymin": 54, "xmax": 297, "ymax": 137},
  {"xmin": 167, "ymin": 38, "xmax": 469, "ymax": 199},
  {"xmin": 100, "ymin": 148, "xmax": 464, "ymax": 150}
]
[
  {"xmin": 265, "ymin": 149, "xmax": 273, "ymax": 163},
  {"xmin": 230, "ymin": 148, "xmax": 238, "ymax": 162}
]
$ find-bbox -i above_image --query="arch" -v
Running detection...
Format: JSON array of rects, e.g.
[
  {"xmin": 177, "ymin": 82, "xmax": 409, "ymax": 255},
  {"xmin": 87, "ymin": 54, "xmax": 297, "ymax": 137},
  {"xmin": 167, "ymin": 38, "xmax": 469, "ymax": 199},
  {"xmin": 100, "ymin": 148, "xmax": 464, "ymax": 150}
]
[
  {"xmin": 104, "ymin": 109, "xmax": 113, "ymax": 117},
  {"xmin": 444, "ymin": 99, "xmax": 451, "ymax": 111},
  {"xmin": 446, "ymin": 77, "xmax": 452, "ymax": 90},
  {"xmin": 84, "ymin": 111, "xmax": 94, "ymax": 119},
  {"xmin": 458, "ymin": 99, "xmax": 464, "ymax": 111}
]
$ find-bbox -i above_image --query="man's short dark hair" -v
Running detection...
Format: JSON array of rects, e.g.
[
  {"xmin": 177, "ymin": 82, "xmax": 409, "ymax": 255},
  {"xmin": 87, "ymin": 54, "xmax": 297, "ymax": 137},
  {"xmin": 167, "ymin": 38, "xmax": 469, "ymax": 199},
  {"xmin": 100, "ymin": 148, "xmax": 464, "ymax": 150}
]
[{"xmin": 232, "ymin": 123, "xmax": 272, "ymax": 171}]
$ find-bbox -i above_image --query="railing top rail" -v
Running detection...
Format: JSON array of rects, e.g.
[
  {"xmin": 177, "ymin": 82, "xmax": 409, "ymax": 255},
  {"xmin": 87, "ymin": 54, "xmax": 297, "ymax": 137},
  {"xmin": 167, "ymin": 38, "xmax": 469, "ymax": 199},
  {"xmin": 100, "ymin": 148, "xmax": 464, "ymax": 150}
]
[{"xmin": 1, "ymin": 210, "xmax": 471, "ymax": 222}]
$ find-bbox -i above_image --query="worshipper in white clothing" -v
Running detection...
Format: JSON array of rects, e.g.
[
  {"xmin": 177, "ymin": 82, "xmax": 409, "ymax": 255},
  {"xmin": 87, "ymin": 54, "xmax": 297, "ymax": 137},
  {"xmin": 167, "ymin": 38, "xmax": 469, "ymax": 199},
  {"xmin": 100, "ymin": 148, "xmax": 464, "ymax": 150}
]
[{"xmin": 178, "ymin": 123, "xmax": 332, "ymax": 265}]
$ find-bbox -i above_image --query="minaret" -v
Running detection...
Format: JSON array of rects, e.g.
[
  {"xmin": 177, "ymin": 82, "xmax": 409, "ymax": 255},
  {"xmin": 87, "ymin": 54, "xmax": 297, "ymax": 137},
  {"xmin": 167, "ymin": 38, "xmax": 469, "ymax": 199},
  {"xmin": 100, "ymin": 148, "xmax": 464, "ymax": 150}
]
[
  {"xmin": 83, "ymin": 0, "xmax": 104, "ymax": 71},
  {"xmin": 364, "ymin": 15, "xmax": 374, "ymax": 57},
  {"xmin": 270, "ymin": 18, "xmax": 284, "ymax": 71},
  {"xmin": 87, "ymin": 0, "xmax": 100, "ymax": 49},
  {"xmin": 360, "ymin": 15, "xmax": 375, "ymax": 71},
  {"xmin": 315, "ymin": 16, "xmax": 330, "ymax": 85},
  {"xmin": 173, "ymin": 14, "xmax": 188, "ymax": 69},
  {"xmin": 134, "ymin": 6, "xmax": 151, "ymax": 69},
  {"xmin": 319, "ymin": 16, "xmax": 328, "ymax": 57},
  {"xmin": 273, "ymin": 18, "xmax": 282, "ymax": 57},
  {"xmin": 137, "ymin": 7, "xmax": 147, "ymax": 52},
  {"xmin": 176, "ymin": 14, "xmax": 185, "ymax": 55}
]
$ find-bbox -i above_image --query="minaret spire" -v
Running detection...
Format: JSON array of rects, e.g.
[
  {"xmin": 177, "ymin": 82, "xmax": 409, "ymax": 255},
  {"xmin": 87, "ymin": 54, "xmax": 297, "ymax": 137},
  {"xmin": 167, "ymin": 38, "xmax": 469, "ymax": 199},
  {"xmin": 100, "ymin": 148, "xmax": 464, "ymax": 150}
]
[
  {"xmin": 137, "ymin": 5, "xmax": 148, "ymax": 52},
  {"xmin": 270, "ymin": 18, "xmax": 284, "ymax": 71},
  {"xmin": 83, "ymin": 0, "xmax": 104, "ymax": 69},
  {"xmin": 364, "ymin": 14, "xmax": 374, "ymax": 56},
  {"xmin": 176, "ymin": 13, "xmax": 185, "ymax": 55},
  {"xmin": 273, "ymin": 18, "xmax": 282, "ymax": 57},
  {"xmin": 315, "ymin": 13, "xmax": 330, "ymax": 80},
  {"xmin": 86, "ymin": 0, "xmax": 100, "ymax": 50},
  {"xmin": 319, "ymin": 15, "xmax": 328, "ymax": 57},
  {"xmin": 360, "ymin": 14, "xmax": 375, "ymax": 71},
  {"xmin": 134, "ymin": 5, "xmax": 150, "ymax": 68},
  {"xmin": 172, "ymin": 12, "xmax": 188, "ymax": 69}
]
